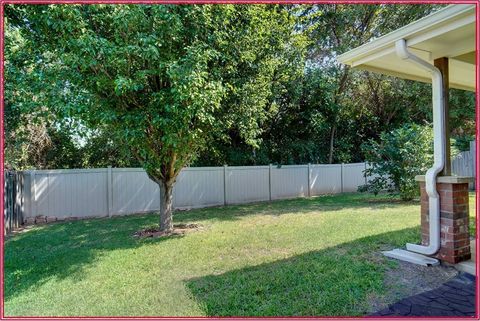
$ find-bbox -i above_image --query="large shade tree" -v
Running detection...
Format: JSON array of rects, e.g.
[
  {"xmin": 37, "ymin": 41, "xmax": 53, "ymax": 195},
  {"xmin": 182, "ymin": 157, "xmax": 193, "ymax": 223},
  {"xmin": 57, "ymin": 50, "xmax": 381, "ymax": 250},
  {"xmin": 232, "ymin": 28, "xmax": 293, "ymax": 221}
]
[{"xmin": 7, "ymin": 4, "xmax": 306, "ymax": 232}]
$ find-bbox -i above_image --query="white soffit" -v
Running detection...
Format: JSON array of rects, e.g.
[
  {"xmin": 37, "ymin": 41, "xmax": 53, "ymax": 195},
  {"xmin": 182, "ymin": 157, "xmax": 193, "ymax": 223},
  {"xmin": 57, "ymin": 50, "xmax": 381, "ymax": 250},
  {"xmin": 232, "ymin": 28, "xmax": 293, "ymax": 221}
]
[{"xmin": 337, "ymin": 4, "xmax": 476, "ymax": 91}]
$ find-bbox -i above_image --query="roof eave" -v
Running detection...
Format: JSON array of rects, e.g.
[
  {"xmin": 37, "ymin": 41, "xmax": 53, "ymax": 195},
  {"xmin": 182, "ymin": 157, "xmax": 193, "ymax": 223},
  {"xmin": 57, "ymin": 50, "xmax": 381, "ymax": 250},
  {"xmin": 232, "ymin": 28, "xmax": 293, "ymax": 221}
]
[{"xmin": 337, "ymin": 4, "xmax": 475, "ymax": 66}]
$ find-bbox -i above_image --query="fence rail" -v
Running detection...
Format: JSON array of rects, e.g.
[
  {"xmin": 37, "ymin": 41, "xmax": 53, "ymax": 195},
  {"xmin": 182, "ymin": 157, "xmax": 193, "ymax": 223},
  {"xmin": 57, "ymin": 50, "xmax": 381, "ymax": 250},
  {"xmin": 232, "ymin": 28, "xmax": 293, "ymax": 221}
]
[{"xmin": 14, "ymin": 163, "xmax": 369, "ymax": 224}]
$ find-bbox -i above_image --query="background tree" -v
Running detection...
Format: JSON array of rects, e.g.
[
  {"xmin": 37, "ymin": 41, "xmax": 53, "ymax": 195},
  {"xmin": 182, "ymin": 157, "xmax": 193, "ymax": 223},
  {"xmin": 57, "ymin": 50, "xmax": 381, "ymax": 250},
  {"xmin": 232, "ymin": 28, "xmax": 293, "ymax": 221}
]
[
  {"xmin": 7, "ymin": 4, "xmax": 306, "ymax": 232},
  {"xmin": 196, "ymin": 4, "xmax": 475, "ymax": 167},
  {"xmin": 299, "ymin": 4, "xmax": 443, "ymax": 163},
  {"xmin": 5, "ymin": 16, "xmax": 78, "ymax": 169},
  {"xmin": 79, "ymin": 129, "xmax": 140, "ymax": 168}
]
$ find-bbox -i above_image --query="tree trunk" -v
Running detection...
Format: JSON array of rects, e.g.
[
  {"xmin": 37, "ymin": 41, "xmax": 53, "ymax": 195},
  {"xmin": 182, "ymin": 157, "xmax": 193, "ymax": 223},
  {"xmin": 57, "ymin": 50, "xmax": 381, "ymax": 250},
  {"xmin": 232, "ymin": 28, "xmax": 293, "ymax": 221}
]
[
  {"xmin": 159, "ymin": 182, "xmax": 174, "ymax": 233},
  {"xmin": 328, "ymin": 125, "xmax": 336, "ymax": 164}
]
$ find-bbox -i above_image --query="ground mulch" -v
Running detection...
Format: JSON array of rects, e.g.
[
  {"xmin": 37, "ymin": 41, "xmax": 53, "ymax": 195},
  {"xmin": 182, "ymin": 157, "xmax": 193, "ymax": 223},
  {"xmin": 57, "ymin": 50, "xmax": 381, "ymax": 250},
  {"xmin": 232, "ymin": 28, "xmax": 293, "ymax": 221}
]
[{"xmin": 133, "ymin": 223, "xmax": 203, "ymax": 238}]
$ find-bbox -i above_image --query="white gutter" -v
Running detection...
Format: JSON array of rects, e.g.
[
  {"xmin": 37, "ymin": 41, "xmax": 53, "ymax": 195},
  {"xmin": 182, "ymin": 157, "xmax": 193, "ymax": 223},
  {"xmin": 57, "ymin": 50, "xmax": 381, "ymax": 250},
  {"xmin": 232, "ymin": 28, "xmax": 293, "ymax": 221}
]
[
  {"xmin": 395, "ymin": 39, "xmax": 445, "ymax": 255},
  {"xmin": 337, "ymin": 4, "xmax": 475, "ymax": 65}
]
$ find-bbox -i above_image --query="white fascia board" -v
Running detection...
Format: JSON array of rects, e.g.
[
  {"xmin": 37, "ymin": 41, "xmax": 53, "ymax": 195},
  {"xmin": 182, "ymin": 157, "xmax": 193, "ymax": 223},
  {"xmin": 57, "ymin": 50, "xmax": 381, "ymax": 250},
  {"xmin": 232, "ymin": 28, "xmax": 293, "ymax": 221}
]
[
  {"xmin": 358, "ymin": 59, "xmax": 475, "ymax": 92},
  {"xmin": 337, "ymin": 4, "xmax": 475, "ymax": 65},
  {"xmin": 351, "ymin": 47, "xmax": 431, "ymax": 68},
  {"xmin": 358, "ymin": 65, "xmax": 432, "ymax": 84},
  {"xmin": 407, "ymin": 13, "xmax": 475, "ymax": 49}
]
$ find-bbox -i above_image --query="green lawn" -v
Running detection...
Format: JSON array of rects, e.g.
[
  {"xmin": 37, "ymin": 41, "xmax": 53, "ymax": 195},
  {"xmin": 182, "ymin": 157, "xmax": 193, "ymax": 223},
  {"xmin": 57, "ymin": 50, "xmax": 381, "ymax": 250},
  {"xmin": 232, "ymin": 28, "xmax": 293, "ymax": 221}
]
[{"xmin": 4, "ymin": 192, "xmax": 476, "ymax": 317}]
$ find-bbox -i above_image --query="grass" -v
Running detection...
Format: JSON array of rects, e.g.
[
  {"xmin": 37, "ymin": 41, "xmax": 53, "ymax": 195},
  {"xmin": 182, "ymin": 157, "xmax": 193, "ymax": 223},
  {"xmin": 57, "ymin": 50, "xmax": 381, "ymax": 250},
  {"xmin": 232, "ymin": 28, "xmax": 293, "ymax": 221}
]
[{"xmin": 4, "ymin": 192, "xmax": 476, "ymax": 317}]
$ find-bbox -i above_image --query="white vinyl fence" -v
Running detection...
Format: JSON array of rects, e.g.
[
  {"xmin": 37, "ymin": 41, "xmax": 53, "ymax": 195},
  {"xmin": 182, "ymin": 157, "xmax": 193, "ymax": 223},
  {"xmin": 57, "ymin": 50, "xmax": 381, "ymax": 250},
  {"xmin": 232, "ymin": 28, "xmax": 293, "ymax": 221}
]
[
  {"xmin": 22, "ymin": 162, "xmax": 372, "ymax": 221},
  {"xmin": 451, "ymin": 140, "xmax": 476, "ymax": 189}
]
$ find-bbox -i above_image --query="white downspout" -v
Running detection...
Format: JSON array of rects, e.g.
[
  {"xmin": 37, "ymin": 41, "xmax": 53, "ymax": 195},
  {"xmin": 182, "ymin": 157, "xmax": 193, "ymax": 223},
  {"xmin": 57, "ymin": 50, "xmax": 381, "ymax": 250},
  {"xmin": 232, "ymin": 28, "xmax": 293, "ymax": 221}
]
[{"xmin": 395, "ymin": 39, "xmax": 445, "ymax": 255}]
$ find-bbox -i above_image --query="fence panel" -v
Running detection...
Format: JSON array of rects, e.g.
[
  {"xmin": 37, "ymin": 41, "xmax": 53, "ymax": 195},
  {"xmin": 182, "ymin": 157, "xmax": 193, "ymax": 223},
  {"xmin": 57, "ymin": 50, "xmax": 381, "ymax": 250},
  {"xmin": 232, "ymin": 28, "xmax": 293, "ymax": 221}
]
[
  {"xmin": 310, "ymin": 164, "xmax": 342, "ymax": 195},
  {"xmin": 342, "ymin": 163, "xmax": 367, "ymax": 192},
  {"xmin": 226, "ymin": 166, "xmax": 270, "ymax": 204},
  {"xmin": 173, "ymin": 167, "xmax": 224, "ymax": 209},
  {"xmin": 9, "ymin": 150, "xmax": 477, "ymax": 229},
  {"xmin": 4, "ymin": 171, "xmax": 24, "ymax": 235},
  {"xmin": 111, "ymin": 169, "xmax": 160, "ymax": 215},
  {"xmin": 4, "ymin": 172, "xmax": 12, "ymax": 235},
  {"xmin": 12, "ymin": 161, "xmax": 423, "ymax": 225},
  {"xmin": 271, "ymin": 165, "xmax": 309, "ymax": 200},
  {"xmin": 451, "ymin": 151, "xmax": 474, "ymax": 176},
  {"xmin": 451, "ymin": 140, "xmax": 476, "ymax": 190},
  {"xmin": 451, "ymin": 142, "xmax": 475, "ymax": 177},
  {"xmin": 34, "ymin": 170, "xmax": 108, "ymax": 219},
  {"xmin": 472, "ymin": 140, "xmax": 476, "ymax": 176}
]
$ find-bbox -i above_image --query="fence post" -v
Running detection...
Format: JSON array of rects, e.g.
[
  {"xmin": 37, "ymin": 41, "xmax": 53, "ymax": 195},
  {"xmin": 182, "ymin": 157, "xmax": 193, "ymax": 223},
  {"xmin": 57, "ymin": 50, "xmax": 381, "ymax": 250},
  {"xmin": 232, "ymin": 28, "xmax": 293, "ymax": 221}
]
[
  {"xmin": 5, "ymin": 172, "xmax": 9, "ymax": 235},
  {"xmin": 471, "ymin": 140, "xmax": 476, "ymax": 179},
  {"xmin": 470, "ymin": 140, "xmax": 476, "ymax": 190},
  {"xmin": 32, "ymin": 171, "xmax": 37, "ymax": 218},
  {"xmin": 9, "ymin": 172, "xmax": 13, "ymax": 234},
  {"xmin": 22, "ymin": 171, "xmax": 30, "ymax": 222},
  {"xmin": 341, "ymin": 163, "xmax": 344, "ymax": 193},
  {"xmin": 307, "ymin": 163, "xmax": 311, "ymax": 197},
  {"xmin": 107, "ymin": 166, "xmax": 112, "ymax": 217},
  {"xmin": 14, "ymin": 172, "xmax": 19, "ymax": 229},
  {"xmin": 16, "ymin": 172, "xmax": 21, "ymax": 229},
  {"xmin": 223, "ymin": 165, "xmax": 227, "ymax": 205},
  {"xmin": 364, "ymin": 162, "xmax": 368, "ymax": 186},
  {"xmin": 9, "ymin": 172, "xmax": 13, "ymax": 233},
  {"xmin": 19, "ymin": 172, "xmax": 24, "ymax": 228},
  {"xmin": 3, "ymin": 172, "xmax": 6, "ymax": 236},
  {"xmin": 269, "ymin": 164, "xmax": 272, "ymax": 201}
]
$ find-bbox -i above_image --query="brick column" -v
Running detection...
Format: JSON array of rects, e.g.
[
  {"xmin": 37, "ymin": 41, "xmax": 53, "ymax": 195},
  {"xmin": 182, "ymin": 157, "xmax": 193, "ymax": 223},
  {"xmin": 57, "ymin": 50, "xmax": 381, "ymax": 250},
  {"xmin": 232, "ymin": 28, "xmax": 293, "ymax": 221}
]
[{"xmin": 417, "ymin": 175, "xmax": 472, "ymax": 264}]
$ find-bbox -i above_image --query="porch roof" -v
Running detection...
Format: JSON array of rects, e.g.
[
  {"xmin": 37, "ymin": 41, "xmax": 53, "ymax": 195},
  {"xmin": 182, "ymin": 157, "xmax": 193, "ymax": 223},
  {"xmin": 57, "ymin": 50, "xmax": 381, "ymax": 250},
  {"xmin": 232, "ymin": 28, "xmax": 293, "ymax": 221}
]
[{"xmin": 337, "ymin": 4, "xmax": 476, "ymax": 92}]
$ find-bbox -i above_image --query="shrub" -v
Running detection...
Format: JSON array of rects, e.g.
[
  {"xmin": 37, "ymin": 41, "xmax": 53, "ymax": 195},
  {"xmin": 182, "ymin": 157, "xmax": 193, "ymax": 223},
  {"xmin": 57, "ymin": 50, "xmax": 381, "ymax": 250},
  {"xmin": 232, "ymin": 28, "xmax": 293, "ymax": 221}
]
[
  {"xmin": 452, "ymin": 134, "xmax": 475, "ymax": 153},
  {"xmin": 360, "ymin": 124, "xmax": 433, "ymax": 200}
]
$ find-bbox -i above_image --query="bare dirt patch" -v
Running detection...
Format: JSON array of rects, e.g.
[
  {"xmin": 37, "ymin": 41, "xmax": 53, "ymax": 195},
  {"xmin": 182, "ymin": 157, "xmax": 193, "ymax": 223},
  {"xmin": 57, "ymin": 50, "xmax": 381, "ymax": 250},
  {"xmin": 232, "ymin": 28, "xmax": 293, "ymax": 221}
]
[
  {"xmin": 133, "ymin": 223, "xmax": 203, "ymax": 238},
  {"xmin": 367, "ymin": 257, "xmax": 458, "ymax": 314}
]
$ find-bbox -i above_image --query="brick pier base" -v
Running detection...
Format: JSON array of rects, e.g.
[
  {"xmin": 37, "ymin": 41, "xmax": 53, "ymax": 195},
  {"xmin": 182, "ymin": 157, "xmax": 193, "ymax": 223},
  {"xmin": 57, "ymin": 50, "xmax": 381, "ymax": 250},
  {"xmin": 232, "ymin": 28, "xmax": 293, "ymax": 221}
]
[{"xmin": 416, "ymin": 175, "xmax": 472, "ymax": 264}]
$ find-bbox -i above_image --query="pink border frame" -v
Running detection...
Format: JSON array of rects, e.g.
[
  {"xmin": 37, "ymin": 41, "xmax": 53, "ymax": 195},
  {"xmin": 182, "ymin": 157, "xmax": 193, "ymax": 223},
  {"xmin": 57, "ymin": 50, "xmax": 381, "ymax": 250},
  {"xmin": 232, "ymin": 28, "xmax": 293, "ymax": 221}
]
[{"xmin": 0, "ymin": 1, "xmax": 477, "ymax": 320}]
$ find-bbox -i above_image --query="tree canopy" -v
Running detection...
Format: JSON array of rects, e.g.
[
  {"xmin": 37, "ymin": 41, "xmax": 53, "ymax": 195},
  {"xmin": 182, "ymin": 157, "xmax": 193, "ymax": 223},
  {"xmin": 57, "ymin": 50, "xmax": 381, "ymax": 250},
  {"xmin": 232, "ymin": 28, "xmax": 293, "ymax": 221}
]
[{"xmin": 6, "ymin": 4, "xmax": 307, "ymax": 231}]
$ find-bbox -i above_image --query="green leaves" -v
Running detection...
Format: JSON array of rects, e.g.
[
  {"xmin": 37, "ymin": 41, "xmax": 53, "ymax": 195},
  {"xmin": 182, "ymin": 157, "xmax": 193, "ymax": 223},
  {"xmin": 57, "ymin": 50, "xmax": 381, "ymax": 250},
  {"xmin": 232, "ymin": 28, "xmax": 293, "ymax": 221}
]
[
  {"xmin": 6, "ymin": 4, "xmax": 305, "ymax": 183},
  {"xmin": 6, "ymin": 4, "xmax": 473, "ymax": 173},
  {"xmin": 361, "ymin": 124, "xmax": 434, "ymax": 200},
  {"xmin": 113, "ymin": 76, "xmax": 144, "ymax": 96}
]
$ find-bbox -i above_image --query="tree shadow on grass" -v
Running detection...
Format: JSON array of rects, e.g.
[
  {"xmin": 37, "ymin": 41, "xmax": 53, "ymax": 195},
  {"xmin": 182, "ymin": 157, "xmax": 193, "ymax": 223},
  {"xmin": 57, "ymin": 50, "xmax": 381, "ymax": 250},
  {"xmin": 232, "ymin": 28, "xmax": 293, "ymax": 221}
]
[
  {"xmin": 175, "ymin": 193, "xmax": 419, "ymax": 223},
  {"xmin": 4, "ymin": 213, "xmax": 179, "ymax": 302},
  {"xmin": 4, "ymin": 193, "xmax": 419, "ymax": 307},
  {"xmin": 185, "ymin": 227, "xmax": 421, "ymax": 317}
]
